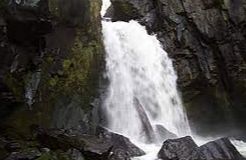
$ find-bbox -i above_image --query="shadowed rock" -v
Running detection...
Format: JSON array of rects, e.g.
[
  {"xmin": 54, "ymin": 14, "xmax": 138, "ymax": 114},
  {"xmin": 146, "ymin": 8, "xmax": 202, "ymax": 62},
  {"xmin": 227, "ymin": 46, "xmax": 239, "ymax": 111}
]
[
  {"xmin": 5, "ymin": 149, "xmax": 41, "ymax": 160},
  {"xmin": 199, "ymin": 138, "xmax": 246, "ymax": 160},
  {"xmin": 158, "ymin": 136, "xmax": 202, "ymax": 160},
  {"xmin": 154, "ymin": 124, "xmax": 177, "ymax": 142},
  {"xmin": 32, "ymin": 126, "xmax": 144, "ymax": 160},
  {"xmin": 33, "ymin": 126, "xmax": 111, "ymax": 160},
  {"xmin": 134, "ymin": 98, "xmax": 156, "ymax": 143},
  {"xmin": 96, "ymin": 126, "xmax": 145, "ymax": 160},
  {"xmin": 158, "ymin": 136, "xmax": 246, "ymax": 160}
]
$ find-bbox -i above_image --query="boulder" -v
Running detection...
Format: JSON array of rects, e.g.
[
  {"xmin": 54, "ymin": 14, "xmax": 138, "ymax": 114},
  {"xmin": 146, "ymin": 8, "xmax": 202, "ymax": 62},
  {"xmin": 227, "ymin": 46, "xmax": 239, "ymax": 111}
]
[
  {"xmin": 158, "ymin": 136, "xmax": 201, "ymax": 160},
  {"xmin": 96, "ymin": 126, "xmax": 145, "ymax": 160},
  {"xmin": 158, "ymin": 136, "xmax": 246, "ymax": 160},
  {"xmin": 199, "ymin": 138, "xmax": 246, "ymax": 160},
  {"xmin": 33, "ymin": 126, "xmax": 144, "ymax": 160}
]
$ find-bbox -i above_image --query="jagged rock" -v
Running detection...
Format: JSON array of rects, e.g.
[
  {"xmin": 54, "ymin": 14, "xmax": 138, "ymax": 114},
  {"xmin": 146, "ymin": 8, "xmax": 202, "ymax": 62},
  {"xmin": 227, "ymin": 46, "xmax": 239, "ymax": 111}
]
[
  {"xmin": 34, "ymin": 126, "xmax": 111, "ymax": 160},
  {"xmin": 199, "ymin": 138, "xmax": 246, "ymax": 160},
  {"xmin": 108, "ymin": 0, "xmax": 154, "ymax": 22},
  {"xmin": 158, "ymin": 136, "xmax": 246, "ymax": 160},
  {"xmin": 96, "ymin": 126, "xmax": 145, "ymax": 160},
  {"xmin": 158, "ymin": 136, "xmax": 202, "ymax": 160},
  {"xmin": 154, "ymin": 125, "xmax": 177, "ymax": 142},
  {"xmin": 134, "ymin": 98, "xmax": 155, "ymax": 143}
]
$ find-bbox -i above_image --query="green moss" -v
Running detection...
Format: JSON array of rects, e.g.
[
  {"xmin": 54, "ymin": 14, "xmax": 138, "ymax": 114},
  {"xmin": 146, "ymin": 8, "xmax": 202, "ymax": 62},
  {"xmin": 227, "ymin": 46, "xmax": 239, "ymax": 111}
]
[
  {"xmin": 37, "ymin": 152, "xmax": 56, "ymax": 160},
  {"xmin": 0, "ymin": 0, "xmax": 104, "ymax": 138},
  {"xmin": 63, "ymin": 60, "xmax": 72, "ymax": 71},
  {"xmin": 48, "ymin": 0, "xmax": 60, "ymax": 18},
  {"xmin": 3, "ymin": 73, "xmax": 24, "ymax": 101},
  {"xmin": 49, "ymin": 76, "xmax": 59, "ymax": 87}
]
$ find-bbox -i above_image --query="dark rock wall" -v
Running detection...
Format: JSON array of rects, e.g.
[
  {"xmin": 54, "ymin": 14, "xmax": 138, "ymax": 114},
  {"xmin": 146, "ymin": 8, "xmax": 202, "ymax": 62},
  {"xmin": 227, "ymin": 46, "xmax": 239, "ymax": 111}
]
[
  {"xmin": 109, "ymin": 0, "xmax": 246, "ymax": 136},
  {"xmin": 0, "ymin": 0, "xmax": 104, "ymax": 136}
]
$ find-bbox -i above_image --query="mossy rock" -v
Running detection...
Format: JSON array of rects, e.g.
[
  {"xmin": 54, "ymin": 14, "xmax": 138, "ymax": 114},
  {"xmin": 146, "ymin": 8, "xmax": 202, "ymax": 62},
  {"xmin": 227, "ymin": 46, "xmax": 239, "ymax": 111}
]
[{"xmin": 0, "ymin": 0, "xmax": 104, "ymax": 138}]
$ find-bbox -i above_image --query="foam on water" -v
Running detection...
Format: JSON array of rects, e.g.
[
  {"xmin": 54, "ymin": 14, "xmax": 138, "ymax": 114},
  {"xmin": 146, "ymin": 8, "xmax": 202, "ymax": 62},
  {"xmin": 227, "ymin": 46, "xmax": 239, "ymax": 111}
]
[{"xmin": 231, "ymin": 140, "xmax": 246, "ymax": 157}]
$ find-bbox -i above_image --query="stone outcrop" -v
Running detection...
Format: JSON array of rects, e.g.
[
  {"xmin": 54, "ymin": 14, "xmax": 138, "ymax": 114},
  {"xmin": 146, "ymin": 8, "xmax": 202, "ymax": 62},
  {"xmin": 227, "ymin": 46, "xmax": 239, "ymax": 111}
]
[
  {"xmin": 0, "ymin": 0, "xmax": 104, "ymax": 136},
  {"xmin": 107, "ymin": 0, "xmax": 246, "ymax": 136},
  {"xmin": 158, "ymin": 136, "xmax": 245, "ymax": 160}
]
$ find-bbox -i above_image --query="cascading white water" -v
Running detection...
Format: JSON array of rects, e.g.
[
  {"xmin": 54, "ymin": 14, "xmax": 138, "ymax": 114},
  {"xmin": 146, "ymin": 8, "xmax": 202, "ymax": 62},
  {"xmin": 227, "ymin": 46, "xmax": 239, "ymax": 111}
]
[
  {"xmin": 102, "ymin": 20, "xmax": 191, "ymax": 140},
  {"xmin": 101, "ymin": 0, "xmax": 190, "ymax": 143}
]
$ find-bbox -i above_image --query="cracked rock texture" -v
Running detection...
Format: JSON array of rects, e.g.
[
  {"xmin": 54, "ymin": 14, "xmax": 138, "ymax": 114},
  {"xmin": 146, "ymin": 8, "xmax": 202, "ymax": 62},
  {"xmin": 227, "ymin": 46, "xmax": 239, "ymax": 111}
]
[{"xmin": 0, "ymin": 0, "xmax": 104, "ymax": 136}]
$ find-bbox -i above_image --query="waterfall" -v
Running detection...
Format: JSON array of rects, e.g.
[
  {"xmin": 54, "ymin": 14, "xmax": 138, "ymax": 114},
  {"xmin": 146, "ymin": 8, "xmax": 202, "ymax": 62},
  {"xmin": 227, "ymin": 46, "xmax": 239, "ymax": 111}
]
[
  {"xmin": 100, "ymin": 0, "xmax": 246, "ymax": 159},
  {"xmin": 101, "ymin": 0, "xmax": 190, "ymax": 143}
]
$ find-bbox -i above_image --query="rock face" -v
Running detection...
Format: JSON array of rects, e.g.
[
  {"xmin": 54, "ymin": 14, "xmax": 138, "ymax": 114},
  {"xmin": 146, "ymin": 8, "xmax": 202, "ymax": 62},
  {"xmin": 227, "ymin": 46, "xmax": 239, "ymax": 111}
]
[
  {"xmin": 108, "ymin": 0, "xmax": 246, "ymax": 136},
  {"xmin": 108, "ymin": 0, "xmax": 154, "ymax": 22},
  {"xmin": 158, "ymin": 136, "xmax": 246, "ymax": 160},
  {"xmin": 0, "ymin": 0, "xmax": 104, "ymax": 136}
]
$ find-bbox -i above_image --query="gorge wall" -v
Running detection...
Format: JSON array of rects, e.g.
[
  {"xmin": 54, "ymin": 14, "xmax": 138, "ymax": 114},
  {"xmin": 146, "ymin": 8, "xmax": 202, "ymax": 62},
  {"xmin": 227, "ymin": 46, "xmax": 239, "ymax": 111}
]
[
  {"xmin": 0, "ymin": 0, "xmax": 104, "ymax": 136},
  {"xmin": 107, "ymin": 0, "xmax": 246, "ymax": 136}
]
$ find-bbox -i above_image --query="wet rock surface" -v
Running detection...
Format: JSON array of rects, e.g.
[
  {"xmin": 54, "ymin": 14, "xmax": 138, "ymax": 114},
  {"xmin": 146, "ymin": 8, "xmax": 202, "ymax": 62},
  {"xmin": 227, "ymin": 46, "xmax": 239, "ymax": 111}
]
[
  {"xmin": 158, "ymin": 136, "xmax": 202, "ymax": 160},
  {"xmin": 96, "ymin": 126, "xmax": 145, "ymax": 160},
  {"xmin": 158, "ymin": 136, "xmax": 246, "ymax": 160},
  {"xmin": 199, "ymin": 138, "xmax": 245, "ymax": 160},
  {"xmin": 154, "ymin": 124, "xmax": 178, "ymax": 142}
]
